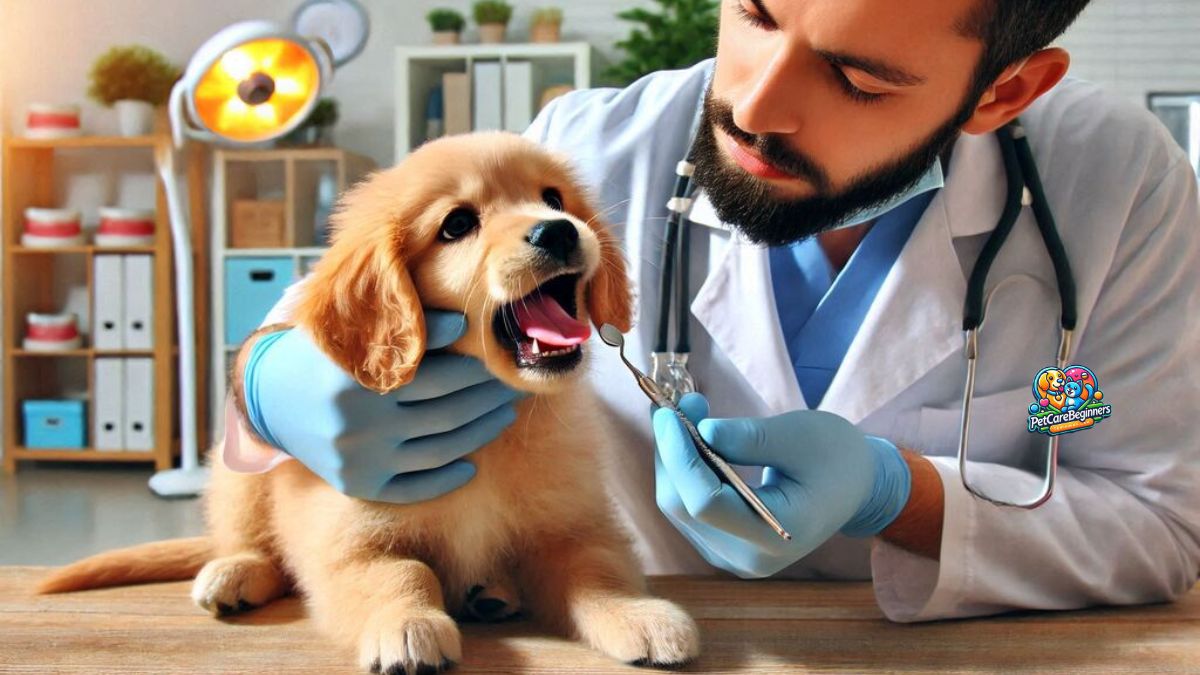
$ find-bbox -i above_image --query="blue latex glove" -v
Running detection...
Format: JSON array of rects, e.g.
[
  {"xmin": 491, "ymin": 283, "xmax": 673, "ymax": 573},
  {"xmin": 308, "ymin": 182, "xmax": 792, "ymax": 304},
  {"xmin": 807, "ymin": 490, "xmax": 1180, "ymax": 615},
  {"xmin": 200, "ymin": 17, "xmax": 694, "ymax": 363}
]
[
  {"xmin": 652, "ymin": 393, "xmax": 911, "ymax": 578},
  {"xmin": 243, "ymin": 310, "xmax": 521, "ymax": 504}
]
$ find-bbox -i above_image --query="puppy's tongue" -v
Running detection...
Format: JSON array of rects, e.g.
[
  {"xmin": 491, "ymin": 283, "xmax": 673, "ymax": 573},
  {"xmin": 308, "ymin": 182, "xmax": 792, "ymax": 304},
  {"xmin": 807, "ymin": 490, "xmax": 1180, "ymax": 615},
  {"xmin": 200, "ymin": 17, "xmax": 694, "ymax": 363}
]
[{"xmin": 514, "ymin": 294, "xmax": 590, "ymax": 347}]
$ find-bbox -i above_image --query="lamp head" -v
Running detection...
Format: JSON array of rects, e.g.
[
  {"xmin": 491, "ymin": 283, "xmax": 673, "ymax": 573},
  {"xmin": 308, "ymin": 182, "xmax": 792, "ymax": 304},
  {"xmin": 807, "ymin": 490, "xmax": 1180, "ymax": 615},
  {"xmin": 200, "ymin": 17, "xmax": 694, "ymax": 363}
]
[{"xmin": 171, "ymin": 20, "xmax": 333, "ymax": 146}]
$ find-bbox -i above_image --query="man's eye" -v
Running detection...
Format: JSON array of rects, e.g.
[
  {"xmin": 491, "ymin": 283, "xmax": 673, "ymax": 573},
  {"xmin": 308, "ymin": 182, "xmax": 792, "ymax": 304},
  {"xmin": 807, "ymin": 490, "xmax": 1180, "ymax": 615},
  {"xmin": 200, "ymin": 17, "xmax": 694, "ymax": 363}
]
[
  {"xmin": 734, "ymin": 1, "xmax": 775, "ymax": 30},
  {"xmin": 833, "ymin": 68, "xmax": 887, "ymax": 105},
  {"xmin": 439, "ymin": 207, "xmax": 481, "ymax": 241}
]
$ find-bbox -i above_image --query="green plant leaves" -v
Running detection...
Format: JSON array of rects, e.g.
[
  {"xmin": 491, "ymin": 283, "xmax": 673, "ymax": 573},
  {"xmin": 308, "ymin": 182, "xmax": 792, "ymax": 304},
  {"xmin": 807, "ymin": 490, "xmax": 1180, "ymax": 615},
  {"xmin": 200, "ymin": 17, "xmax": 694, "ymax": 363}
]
[
  {"xmin": 87, "ymin": 45, "xmax": 181, "ymax": 107},
  {"xmin": 605, "ymin": 0, "xmax": 719, "ymax": 85}
]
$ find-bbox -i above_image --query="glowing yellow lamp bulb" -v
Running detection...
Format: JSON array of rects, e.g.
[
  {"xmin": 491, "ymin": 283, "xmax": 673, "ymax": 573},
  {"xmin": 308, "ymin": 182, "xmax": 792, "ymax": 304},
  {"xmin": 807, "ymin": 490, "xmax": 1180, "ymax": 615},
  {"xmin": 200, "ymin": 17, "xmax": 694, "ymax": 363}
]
[{"xmin": 192, "ymin": 37, "xmax": 320, "ymax": 142}]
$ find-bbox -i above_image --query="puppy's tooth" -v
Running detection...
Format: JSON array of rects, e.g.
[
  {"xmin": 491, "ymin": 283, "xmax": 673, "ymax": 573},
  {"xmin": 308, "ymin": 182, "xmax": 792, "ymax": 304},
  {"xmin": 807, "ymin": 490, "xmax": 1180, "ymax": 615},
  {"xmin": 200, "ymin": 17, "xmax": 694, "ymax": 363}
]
[{"xmin": 532, "ymin": 338, "xmax": 541, "ymax": 355}]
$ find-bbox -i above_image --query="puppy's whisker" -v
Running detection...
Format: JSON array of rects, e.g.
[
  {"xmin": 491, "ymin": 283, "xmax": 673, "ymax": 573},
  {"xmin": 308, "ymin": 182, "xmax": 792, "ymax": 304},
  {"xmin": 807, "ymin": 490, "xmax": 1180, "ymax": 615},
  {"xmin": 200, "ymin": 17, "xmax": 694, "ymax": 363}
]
[{"xmin": 584, "ymin": 198, "xmax": 632, "ymax": 228}]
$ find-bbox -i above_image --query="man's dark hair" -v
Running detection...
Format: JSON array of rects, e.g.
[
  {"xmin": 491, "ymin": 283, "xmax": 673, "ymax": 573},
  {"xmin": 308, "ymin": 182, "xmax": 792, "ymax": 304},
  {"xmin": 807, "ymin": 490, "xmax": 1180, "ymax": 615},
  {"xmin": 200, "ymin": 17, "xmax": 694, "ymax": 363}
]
[{"xmin": 959, "ymin": 0, "xmax": 1094, "ymax": 107}]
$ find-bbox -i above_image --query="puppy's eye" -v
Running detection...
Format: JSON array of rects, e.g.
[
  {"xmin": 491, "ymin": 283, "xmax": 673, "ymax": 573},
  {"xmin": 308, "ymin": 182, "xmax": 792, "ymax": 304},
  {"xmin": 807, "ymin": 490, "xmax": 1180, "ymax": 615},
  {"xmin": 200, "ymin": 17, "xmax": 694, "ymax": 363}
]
[
  {"xmin": 439, "ymin": 207, "xmax": 480, "ymax": 241},
  {"xmin": 541, "ymin": 188, "xmax": 564, "ymax": 211}
]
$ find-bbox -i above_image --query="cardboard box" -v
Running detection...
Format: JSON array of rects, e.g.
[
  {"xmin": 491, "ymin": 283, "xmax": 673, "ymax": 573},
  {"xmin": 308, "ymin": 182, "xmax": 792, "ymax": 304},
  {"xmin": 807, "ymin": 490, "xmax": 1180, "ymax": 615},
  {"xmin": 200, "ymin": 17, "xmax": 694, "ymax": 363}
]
[{"xmin": 231, "ymin": 199, "xmax": 287, "ymax": 248}]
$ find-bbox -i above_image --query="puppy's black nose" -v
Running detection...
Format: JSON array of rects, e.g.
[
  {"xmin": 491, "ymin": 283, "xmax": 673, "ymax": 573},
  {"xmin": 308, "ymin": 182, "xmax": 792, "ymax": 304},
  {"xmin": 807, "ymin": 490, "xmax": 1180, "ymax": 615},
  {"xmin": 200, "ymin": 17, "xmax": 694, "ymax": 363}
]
[{"xmin": 526, "ymin": 219, "xmax": 579, "ymax": 264}]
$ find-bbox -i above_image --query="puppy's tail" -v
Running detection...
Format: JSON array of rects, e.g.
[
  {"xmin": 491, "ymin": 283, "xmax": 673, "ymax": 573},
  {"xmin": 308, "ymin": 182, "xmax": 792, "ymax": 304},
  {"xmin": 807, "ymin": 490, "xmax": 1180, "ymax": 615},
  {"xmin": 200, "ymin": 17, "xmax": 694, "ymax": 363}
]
[{"xmin": 36, "ymin": 537, "xmax": 213, "ymax": 594}]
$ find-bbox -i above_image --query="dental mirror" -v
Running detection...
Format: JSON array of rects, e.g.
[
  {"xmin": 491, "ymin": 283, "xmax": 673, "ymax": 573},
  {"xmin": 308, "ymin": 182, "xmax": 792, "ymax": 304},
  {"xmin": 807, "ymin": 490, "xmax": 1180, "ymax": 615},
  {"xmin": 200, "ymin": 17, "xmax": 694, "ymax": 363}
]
[{"xmin": 599, "ymin": 324, "xmax": 625, "ymax": 349}]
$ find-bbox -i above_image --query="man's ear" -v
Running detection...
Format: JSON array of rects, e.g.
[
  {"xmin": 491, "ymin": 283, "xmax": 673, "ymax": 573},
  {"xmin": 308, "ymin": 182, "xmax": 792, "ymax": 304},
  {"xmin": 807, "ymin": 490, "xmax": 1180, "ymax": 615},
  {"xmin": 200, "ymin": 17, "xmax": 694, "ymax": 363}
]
[
  {"xmin": 293, "ymin": 182, "xmax": 426, "ymax": 394},
  {"xmin": 962, "ymin": 48, "xmax": 1071, "ymax": 135}
]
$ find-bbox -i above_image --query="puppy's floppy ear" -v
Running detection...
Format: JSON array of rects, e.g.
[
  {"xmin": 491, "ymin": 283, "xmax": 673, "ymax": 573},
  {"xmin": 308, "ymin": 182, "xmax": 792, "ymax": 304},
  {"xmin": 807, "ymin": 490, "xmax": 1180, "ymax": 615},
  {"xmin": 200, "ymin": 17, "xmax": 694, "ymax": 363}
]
[
  {"xmin": 293, "ymin": 180, "xmax": 425, "ymax": 394},
  {"xmin": 582, "ymin": 208, "xmax": 634, "ymax": 333}
]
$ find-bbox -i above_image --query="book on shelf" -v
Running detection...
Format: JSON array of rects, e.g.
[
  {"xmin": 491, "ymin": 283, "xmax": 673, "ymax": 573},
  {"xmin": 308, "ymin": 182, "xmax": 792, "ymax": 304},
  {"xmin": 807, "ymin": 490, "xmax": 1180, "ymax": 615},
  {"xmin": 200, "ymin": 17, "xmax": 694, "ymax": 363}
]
[{"xmin": 442, "ymin": 72, "xmax": 471, "ymax": 136}]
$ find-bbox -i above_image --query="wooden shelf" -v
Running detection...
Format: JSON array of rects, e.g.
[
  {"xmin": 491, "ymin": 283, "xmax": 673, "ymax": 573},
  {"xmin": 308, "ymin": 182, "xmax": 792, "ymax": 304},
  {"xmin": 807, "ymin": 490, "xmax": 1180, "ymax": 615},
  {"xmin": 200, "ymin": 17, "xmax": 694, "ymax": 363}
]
[
  {"xmin": 9, "ymin": 244, "xmax": 157, "ymax": 255},
  {"xmin": 10, "ymin": 349, "xmax": 90, "ymax": 358},
  {"xmin": 5, "ymin": 135, "xmax": 159, "ymax": 150},
  {"xmin": 10, "ymin": 348, "xmax": 158, "ymax": 358},
  {"xmin": 2, "ymin": 128, "xmax": 210, "ymax": 474},
  {"xmin": 10, "ymin": 448, "xmax": 156, "ymax": 462}
]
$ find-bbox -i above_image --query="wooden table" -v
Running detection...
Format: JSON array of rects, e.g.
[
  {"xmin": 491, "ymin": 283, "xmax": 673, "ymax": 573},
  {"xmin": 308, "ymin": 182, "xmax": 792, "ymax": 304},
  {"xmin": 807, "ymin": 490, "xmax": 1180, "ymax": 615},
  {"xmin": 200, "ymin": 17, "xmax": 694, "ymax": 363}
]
[{"xmin": 2, "ymin": 567, "xmax": 1197, "ymax": 673}]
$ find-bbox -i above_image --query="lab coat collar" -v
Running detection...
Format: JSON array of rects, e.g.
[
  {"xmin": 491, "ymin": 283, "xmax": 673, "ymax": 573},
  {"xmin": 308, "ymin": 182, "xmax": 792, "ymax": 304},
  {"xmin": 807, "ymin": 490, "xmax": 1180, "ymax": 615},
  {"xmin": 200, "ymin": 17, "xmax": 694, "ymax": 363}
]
[
  {"xmin": 942, "ymin": 131, "xmax": 1006, "ymax": 239},
  {"xmin": 818, "ymin": 189, "xmax": 966, "ymax": 423},
  {"xmin": 688, "ymin": 134, "xmax": 997, "ymax": 420},
  {"xmin": 691, "ymin": 233, "xmax": 807, "ymax": 413},
  {"xmin": 690, "ymin": 191, "xmax": 965, "ymax": 422}
]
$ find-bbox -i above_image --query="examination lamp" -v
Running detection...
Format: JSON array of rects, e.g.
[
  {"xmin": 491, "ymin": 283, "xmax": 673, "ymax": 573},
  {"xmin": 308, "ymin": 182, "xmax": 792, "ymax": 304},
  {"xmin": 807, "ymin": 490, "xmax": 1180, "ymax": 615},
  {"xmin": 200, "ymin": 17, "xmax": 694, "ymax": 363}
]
[{"xmin": 149, "ymin": 8, "xmax": 366, "ymax": 497}]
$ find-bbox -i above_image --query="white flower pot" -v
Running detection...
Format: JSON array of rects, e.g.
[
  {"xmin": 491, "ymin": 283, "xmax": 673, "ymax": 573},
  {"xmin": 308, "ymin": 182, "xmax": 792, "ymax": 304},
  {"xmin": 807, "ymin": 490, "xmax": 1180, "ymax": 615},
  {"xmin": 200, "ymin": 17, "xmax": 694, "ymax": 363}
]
[
  {"xmin": 479, "ymin": 23, "xmax": 507, "ymax": 44},
  {"xmin": 115, "ymin": 100, "xmax": 155, "ymax": 137}
]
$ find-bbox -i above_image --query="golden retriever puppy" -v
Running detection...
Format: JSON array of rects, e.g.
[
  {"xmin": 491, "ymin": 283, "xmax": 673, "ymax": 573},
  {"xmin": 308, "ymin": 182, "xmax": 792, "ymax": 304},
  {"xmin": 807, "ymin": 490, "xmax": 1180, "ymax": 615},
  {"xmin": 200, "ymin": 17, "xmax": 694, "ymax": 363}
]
[{"xmin": 37, "ymin": 132, "xmax": 700, "ymax": 673}]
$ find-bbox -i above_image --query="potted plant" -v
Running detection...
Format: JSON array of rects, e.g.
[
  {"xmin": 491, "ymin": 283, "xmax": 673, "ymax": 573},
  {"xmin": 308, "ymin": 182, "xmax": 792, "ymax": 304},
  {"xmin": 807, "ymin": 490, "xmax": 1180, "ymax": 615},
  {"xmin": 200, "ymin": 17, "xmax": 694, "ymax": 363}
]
[
  {"xmin": 605, "ymin": 0, "xmax": 719, "ymax": 85},
  {"xmin": 530, "ymin": 7, "xmax": 563, "ymax": 43},
  {"xmin": 427, "ymin": 8, "xmax": 467, "ymax": 45},
  {"xmin": 280, "ymin": 97, "xmax": 339, "ymax": 146},
  {"xmin": 87, "ymin": 45, "xmax": 181, "ymax": 137},
  {"xmin": 473, "ymin": 0, "xmax": 513, "ymax": 44}
]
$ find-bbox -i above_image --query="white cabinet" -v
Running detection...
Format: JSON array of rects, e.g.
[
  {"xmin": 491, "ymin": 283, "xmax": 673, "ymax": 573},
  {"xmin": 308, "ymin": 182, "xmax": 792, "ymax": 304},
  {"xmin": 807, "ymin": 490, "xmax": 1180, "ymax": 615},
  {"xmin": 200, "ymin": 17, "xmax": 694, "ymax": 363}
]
[{"xmin": 395, "ymin": 42, "xmax": 594, "ymax": 159}]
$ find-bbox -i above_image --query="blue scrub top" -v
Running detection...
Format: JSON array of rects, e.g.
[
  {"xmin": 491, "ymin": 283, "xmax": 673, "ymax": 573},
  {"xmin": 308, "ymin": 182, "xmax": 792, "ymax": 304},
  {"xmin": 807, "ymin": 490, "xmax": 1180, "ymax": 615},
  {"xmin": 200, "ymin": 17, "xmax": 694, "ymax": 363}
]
[{"xmin": 769, "ymin": 190, "xmax": 938, "ymax": 408}]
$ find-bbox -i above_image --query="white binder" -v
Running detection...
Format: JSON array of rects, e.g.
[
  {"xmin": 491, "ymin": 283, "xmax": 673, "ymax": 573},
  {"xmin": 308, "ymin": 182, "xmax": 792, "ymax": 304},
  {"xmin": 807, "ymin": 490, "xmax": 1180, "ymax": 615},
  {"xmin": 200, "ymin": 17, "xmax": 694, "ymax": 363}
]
[
  {"xmin": 93, "ymin": 255, "xmax": 124, "ymax": 350},
  {"xmin": 472, "ymin": 61, "xmax": 503, "ymax": 131},
  {"xmin": 123, "ymin": 358, "xmax": 154, "ymax": 451},
  {"xmin": 93, "ymin": 358, "xmax": 124, "ymax": 449},
  {"xmin": 123, "ymin": 255, "xmax": 154, "ymax": 349},
  {"xmin": 502, "ymin": 61, "xmax": 534, "ymax": 133}
]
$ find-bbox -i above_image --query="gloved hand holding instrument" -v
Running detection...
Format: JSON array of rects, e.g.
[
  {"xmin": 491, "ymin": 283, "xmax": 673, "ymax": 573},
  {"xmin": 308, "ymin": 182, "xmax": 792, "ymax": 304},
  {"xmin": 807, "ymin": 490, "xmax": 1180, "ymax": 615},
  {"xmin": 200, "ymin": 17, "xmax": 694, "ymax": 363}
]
[
  {"xmin": 600, "ymin": 324, "xmax": 913, "ymax": 578},
  {"xmin": 600, "ymin": 325, "xmax": 791, "ymax": 538}
]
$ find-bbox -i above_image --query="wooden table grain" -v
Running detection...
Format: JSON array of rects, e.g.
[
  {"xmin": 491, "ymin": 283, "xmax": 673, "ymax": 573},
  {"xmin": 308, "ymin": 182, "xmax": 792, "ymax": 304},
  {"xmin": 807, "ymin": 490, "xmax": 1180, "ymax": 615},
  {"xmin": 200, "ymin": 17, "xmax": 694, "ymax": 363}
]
[{"xmin": 1, "ymin": 567, "xmax": 1197, "ymax": 674}]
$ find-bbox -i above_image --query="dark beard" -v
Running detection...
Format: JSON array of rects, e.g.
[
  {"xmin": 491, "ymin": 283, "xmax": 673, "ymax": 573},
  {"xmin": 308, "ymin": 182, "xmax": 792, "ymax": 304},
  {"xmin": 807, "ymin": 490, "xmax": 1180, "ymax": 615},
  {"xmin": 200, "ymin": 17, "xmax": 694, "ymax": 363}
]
[{"xmin": 690, "ymin": 90, "xmax": 971, "ymax": 247}]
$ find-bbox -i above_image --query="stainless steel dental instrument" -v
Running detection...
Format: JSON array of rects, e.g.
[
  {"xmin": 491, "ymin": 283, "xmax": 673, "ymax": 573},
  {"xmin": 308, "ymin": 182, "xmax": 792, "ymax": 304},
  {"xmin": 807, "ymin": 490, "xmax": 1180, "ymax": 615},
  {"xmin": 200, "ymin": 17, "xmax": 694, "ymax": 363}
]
[{"xmin": 600, "ymin": 324, "xmax": 792, "ymax": 541}]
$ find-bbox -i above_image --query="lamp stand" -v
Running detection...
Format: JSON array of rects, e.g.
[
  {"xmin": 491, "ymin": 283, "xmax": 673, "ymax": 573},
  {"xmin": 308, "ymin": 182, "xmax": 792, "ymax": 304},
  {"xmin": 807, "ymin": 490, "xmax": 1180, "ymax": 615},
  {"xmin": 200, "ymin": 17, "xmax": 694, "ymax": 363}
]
[{"xmin": 148, "ymin": 123, "xmax": 208, "ymax": 498}]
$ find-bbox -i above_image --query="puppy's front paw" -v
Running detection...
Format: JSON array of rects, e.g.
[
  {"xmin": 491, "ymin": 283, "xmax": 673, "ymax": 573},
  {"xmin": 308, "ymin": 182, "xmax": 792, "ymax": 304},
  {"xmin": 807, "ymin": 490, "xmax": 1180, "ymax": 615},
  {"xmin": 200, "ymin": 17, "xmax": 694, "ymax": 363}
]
[
  {"xmin": 359, "ymin": 607, "xmax": 462, "ymax": 675},
  {"xmin": 192, "ymin": 553, "xmax": 287, "ymax": 616},
  {"xmin": 581, "ymin": 597, "xmax": 700, "ymax": 667}
]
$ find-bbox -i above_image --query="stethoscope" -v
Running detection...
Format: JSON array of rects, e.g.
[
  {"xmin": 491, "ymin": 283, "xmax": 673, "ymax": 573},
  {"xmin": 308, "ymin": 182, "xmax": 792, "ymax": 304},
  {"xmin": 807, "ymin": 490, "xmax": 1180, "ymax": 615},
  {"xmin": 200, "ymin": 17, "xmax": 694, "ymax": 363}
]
[{"xmin": 653, "ymin": 118, "xmax": 1076, "ymax": 510}]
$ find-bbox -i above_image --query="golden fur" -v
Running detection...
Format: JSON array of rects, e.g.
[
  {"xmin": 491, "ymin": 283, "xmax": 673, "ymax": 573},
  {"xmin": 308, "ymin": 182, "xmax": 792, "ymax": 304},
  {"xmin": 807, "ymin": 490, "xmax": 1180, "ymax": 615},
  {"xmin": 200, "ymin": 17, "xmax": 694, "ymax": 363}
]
[{"xmin": 37, "ymin": 133, "xmax": 699, "ymax": 673}]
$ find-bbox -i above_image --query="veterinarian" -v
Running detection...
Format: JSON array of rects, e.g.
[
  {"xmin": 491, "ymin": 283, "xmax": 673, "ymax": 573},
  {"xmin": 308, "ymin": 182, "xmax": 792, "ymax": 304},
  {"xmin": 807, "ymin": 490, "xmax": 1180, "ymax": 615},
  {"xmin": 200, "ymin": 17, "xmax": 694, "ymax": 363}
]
[{"xmin": 241, "ymin": 0, "xmax": 1200, "ymax": 622}]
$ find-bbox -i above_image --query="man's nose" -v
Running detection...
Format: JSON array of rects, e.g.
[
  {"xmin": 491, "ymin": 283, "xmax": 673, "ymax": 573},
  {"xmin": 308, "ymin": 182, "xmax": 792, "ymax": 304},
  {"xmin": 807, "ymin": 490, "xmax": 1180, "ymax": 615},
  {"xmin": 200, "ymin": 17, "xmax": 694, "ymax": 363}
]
[
  {"xmin": 733, "ymin": 51, "xmax": 804, "ymax": 136},
  {"xmin": 526, "ymin": 219, "xmax": 579, "ymax": 264}
]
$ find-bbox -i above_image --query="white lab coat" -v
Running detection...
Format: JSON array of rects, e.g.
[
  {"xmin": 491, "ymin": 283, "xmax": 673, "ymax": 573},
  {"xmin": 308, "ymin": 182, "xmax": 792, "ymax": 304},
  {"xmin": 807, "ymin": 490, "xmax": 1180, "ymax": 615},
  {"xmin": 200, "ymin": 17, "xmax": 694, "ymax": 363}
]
[{"xmin": 522, "ymin": 60, "xmax": 1200, "ymax": 622}]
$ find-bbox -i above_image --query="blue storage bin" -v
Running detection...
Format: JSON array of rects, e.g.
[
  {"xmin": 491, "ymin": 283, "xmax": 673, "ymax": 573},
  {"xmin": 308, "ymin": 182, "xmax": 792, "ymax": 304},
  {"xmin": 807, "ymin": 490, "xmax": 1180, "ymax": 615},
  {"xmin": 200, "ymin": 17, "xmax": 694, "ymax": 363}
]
[
  {"xmin": 224, "ymin": 257, "xmax": 295, "ymax": 345},
  {"xmin": 23, "ymin": 399, "xmax": 86, "ymax": 449}
]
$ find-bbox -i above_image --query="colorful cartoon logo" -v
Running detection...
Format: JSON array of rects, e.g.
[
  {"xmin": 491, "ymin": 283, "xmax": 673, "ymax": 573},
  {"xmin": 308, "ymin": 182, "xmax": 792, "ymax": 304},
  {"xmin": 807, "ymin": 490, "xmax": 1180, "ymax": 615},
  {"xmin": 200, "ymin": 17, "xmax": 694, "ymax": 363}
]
[{"xmin": 1028, "ymin": 365, "xmax": 1112, "ymax": 436}]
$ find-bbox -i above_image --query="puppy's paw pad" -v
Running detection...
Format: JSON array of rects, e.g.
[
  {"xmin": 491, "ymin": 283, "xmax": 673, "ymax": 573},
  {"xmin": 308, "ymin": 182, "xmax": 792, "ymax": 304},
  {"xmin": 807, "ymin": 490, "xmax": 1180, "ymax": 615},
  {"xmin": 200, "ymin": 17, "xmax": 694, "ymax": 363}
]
[
  {"xmin": 360, "ymin": 609, "xmax": 461, "ymax": 675},
  {"xmin": 191, "ymin": 554, "xmax": 284, "ymax": 616},
  {"xmin": 584, "ymin": 598, "xmax": 700, "ymax": 667}
]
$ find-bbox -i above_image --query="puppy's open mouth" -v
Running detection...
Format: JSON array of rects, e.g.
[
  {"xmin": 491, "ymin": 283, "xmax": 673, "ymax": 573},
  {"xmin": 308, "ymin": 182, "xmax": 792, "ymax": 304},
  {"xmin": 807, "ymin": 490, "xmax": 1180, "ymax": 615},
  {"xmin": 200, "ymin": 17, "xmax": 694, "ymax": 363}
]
[{"xmin": 492, "ymin": 274, "xmax": 588, "ymax": 372}]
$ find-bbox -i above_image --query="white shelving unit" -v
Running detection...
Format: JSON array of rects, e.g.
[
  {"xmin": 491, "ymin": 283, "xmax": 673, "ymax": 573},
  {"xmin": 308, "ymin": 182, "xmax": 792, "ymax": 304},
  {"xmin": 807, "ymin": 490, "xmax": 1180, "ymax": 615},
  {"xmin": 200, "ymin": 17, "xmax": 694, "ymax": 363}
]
[
  {"xmin": 208, "ymin": 147, "xmax": 374, "ymax": 434},
  {"xmin": 394, "ymin": 42, "xmax": 594, "ymax": 159}
]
